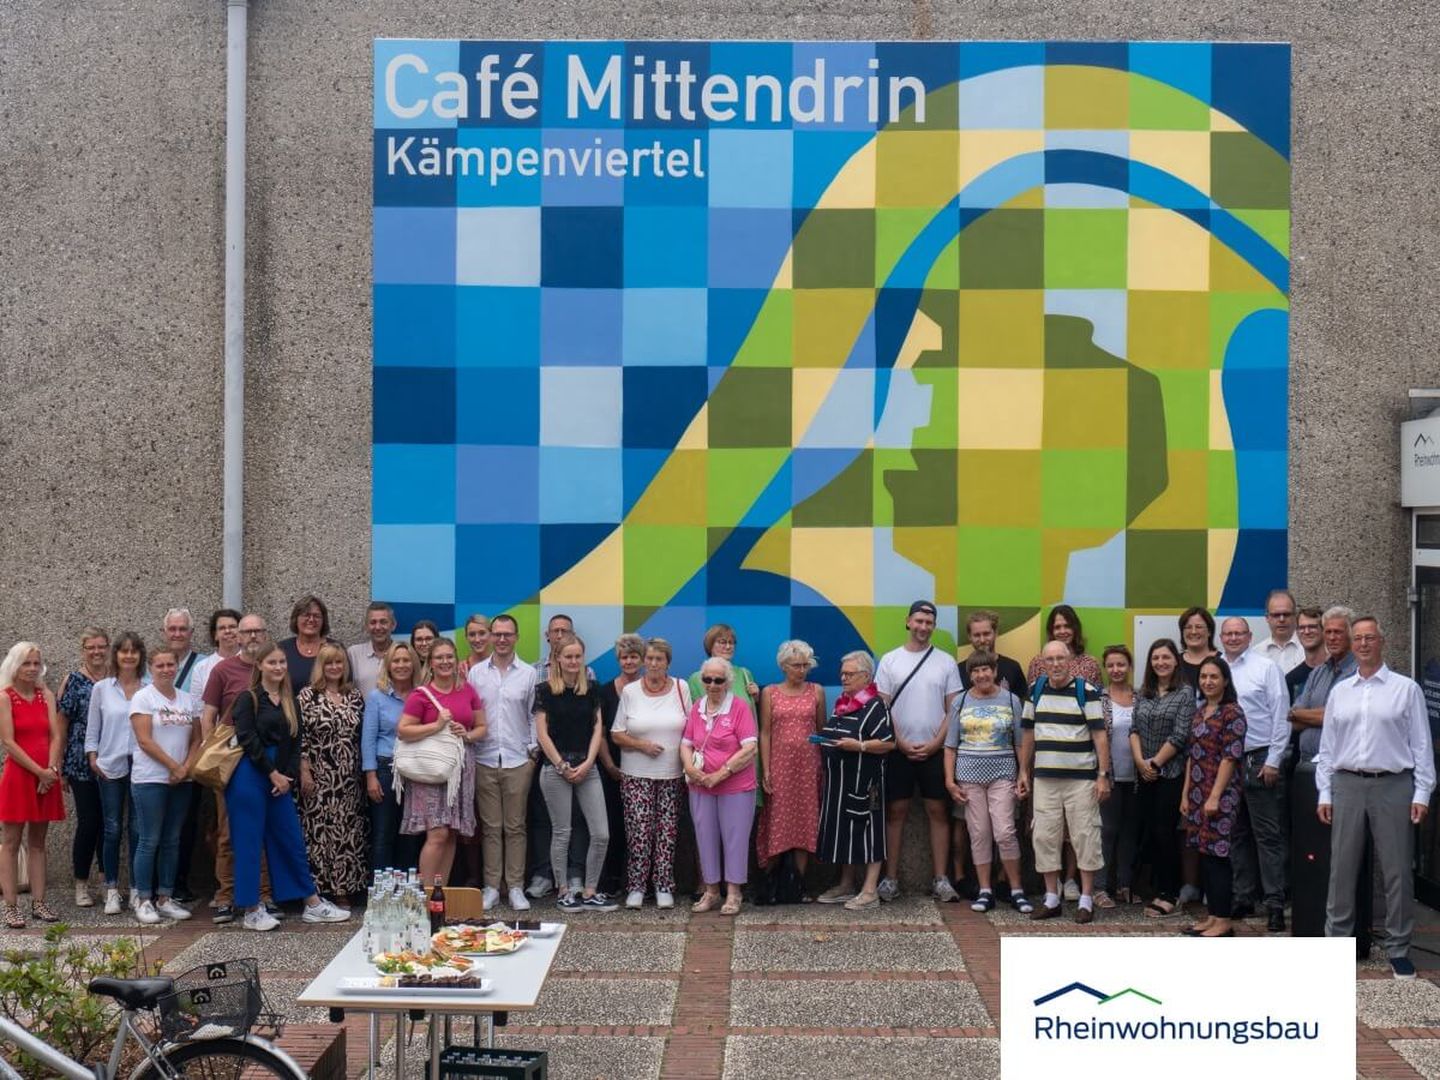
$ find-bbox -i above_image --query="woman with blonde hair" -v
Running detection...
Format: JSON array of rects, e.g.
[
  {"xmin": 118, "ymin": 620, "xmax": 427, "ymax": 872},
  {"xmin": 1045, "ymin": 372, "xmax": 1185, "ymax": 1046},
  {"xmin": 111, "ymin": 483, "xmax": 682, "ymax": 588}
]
[
  {"xmin": 534, "ymin": 633, "xmax": 614, "ymax": 911},
  {"xmin": 459, "ymin": 614, "xmax": 492, "ymax": 676},
  {"xmin": 363, "ymin": 642, "xmax": 421, "ymax": 875},
  {"xmin": 0, "ymin": 642, "xmax": 66, "ymax": 927},
  {"xmin": 297, "ymin": 643, "xmax": 368, "ymax": 902},
  {"xmin": 398, "ymin": 637, "xmax": 486, "ymax": 885},
  {"xmin": 226, "ymin": 642, "xmax": 350, "ymax": 931}
]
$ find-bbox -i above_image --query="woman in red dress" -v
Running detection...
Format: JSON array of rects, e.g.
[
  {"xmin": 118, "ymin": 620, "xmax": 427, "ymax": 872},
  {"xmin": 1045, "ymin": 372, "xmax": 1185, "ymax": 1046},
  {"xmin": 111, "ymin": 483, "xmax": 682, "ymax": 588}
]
[
  {"xmin": 757, "ymin": 640, "xmax": 825, "ymax": 885},
  {"xmin": 0, "ymin": 642, "xmax": 66, "ymax": 926}
]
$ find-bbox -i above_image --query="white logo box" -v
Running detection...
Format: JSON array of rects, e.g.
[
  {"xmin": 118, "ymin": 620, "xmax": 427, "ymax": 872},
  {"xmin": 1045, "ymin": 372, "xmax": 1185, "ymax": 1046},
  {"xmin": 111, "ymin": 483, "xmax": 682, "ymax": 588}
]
[{"xmin": 1000, "ymin": 936, "xmax": 1355, "ymax": 1079}]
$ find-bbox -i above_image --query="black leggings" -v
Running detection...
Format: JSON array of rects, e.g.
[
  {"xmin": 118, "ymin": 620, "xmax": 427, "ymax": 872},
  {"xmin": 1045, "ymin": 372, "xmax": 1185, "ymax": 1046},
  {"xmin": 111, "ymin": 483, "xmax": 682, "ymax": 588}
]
[
  {"xmin": 70, "ymin": 778, "xmax": 103, "ymax": 881},
  {"xmin": 1199, "ymin": 852, "xmax": 1234, "ymax": 918},
  {"xmin": 1136, "ymin": 775, "xmax": 1183, "ymax": 901}
]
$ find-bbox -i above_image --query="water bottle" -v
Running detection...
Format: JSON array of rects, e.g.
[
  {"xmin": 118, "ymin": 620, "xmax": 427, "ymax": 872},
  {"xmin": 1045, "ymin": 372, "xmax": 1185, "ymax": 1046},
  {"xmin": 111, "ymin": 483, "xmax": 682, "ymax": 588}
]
[{"xmin": 362, "ymin": 885, "xmax": 378, "ymax": 955}]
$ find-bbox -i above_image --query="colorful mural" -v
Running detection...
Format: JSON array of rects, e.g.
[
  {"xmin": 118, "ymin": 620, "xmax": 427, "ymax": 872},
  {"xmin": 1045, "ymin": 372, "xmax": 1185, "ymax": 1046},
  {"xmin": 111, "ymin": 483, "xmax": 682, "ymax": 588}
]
[{"xmin": 371, "ymin": 40, "xmax": 1291, "ymax": 676}]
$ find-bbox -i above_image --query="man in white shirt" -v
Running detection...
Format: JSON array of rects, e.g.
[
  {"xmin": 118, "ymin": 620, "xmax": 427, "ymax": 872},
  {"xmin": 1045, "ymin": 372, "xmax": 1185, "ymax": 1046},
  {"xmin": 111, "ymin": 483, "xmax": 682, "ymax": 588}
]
[
  {"xmin": 347, "ymin": 602, "xmax": 397, "ymax": 698},
  {"xmin": 1253, "ymin": 589, "xmax": 1305, "ymax": 672},
  {"xmin": 875, "ymin": 600, "xmax": 962, "ymax": 903},
  {"xmin": 467, "ymin": 614, "xmax": 538, "ymax": 912},
  {"xmin": 1218, "ymin": 617, "xmax": 1292, "ymax": 931},
  {"xmin": 1315, "ymin": 616, "xmax": 1436, "ymax": 979}
]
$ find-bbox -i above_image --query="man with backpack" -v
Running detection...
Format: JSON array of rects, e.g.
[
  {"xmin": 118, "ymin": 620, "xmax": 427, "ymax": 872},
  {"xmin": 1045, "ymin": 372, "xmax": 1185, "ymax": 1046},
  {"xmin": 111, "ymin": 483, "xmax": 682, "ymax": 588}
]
[{"xmin": 1020, "ymin": 639, "xmax": 1111, "ymax": 923}]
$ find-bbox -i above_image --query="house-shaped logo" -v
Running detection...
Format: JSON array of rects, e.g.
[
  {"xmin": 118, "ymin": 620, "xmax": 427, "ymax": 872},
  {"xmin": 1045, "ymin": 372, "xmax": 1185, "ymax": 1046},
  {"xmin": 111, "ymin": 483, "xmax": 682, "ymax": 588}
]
[{"xmin": 1033, "ymin": 982, "xmax": 1163, "ymax": 1007}]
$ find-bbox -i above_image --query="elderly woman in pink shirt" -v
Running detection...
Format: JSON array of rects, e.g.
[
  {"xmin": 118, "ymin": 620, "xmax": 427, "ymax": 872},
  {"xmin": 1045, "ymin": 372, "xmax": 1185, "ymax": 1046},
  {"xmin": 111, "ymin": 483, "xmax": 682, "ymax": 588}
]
[{"xmin": 682, "ymin": 656, "xmax": 759, "ymax": 916}]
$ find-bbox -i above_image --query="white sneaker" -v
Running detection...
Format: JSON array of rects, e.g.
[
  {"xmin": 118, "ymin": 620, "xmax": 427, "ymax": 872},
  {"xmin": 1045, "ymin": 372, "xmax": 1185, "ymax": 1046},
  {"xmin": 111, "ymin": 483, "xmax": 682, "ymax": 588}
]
[
  {"xmin": 74, "ymin": 882, "xmax": 93, "ymax": 908},
  {"xmin": 134, "ymin": 899, "xmax": 161, "ymax": 925},
  {"xmin": 481, "ymin": 886, "xmax": 499, "ymax": 911},
  {"xmin": 525, "ymin": 875, "xmax": 553, "ymax": 900},
  {"xmin": 242, "ymin": 907, "xmax": 280, "ymax": 932},
  {"xmin": 156, "ymin": 899, "xmax": 192, "ymax": 921},
  {"xmin": 932, "ymin": 876, "xmax": 959, "ymax": 903},
  {"xmin": 876, "ymin": 877, "xmax": 900, "ymax": 902},
  {"xmin": 625, "ymin": 891, "xmax": 644, "ymax": 909},
  {"xmin": 303, "ymin": 898, "xmax": 352, "ymax": 923},
  {"xmin": 508, "ymin": 887, "xmax": 531, "ymax": 911},
  {"xmin": 655, "ymin": 891, "xmax": 674, "ymax": 909},
  {"xmin": 1062, "ymin": 879, "xmax": 1080, "ymax": 901},
  {"xmin": 129, "ymin": 888, "xmax": 139, "ymax": 910},
  {"xmin": 103, "ymin": 889, "xmax": 123, "ymax": 916}
]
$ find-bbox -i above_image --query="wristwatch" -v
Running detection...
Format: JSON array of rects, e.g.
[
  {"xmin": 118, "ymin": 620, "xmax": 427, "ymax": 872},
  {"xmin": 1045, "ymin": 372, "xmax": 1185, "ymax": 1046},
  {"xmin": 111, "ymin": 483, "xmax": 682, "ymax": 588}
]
[{"xmin": 1098, "ymin": 770, "xmax": 1112, "ymax": 780}]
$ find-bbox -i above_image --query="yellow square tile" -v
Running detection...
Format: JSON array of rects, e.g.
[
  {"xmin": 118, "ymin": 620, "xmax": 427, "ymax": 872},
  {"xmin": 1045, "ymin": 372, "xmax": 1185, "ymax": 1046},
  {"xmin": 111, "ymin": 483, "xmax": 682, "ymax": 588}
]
[
  {"xmin": 876, "ymin": 130, "xmax": 960, "ymax": 208},
  {"xmin": 1042, "ymin": 369, "xmax": 1128, "ymax": 448},
  {"xmin": 1128, "ymin": 208, "xmax": 1210, "ymax": 291},
  {"xmin": 957, "ymin": 289, "xmax": 1045, "ymax": 368},
  {"xmin": 1129, "ymin": 131, "xmax": 1211, "ymax": 199},
  {"xmin": 789, "ymin": 527, "xmax": 874, "ymax": 605},
  {"xmin": 956, "ymin": 370, "xmax": 1044, "ymax": 448},
  {"xmin": 1129, "ymin": 450, "xmax": 1210, "ymax": 529}
]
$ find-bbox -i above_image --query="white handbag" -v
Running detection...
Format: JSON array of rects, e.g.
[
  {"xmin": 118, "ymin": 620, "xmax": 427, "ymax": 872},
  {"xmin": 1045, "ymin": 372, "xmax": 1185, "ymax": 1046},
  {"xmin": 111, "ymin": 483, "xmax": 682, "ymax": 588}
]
[{"xmin": 392, "ymin": 687, "xmax": 466, "ymax": 807}]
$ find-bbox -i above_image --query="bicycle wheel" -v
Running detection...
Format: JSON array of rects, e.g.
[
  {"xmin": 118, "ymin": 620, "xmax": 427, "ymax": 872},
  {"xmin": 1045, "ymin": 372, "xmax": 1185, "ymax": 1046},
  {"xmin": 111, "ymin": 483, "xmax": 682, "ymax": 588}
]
[{"xmin": 132, "ymin": 1036, "xmax": 305, "ymax": 1079}]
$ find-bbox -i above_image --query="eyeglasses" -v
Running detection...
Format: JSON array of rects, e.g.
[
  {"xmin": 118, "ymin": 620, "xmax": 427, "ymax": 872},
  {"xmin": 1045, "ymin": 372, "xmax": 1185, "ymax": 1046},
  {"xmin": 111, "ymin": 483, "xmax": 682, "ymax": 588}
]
[
  {"xmin": 299, "ymin": 611, "xmax": 322, "ymax": 620},
  {"xmin": 1352, "ymin": 634, "xmax": 1380, "ymax": 644},
  {"xmin": 839, "ymin": 669, "xmax": 864, "ymax": 679},
  {"xmin": 700, "ymin": 676, "xmax": 727, "ymax": 685}
]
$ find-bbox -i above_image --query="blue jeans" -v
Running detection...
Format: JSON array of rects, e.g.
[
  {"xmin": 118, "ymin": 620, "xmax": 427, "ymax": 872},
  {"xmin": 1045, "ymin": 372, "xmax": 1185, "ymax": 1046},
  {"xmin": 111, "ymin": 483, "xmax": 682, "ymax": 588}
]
[
  {"xmin": 97, "ymin": 775, "xmax": 137, "ymax": 887},
  {"xmin": 131, "ymin": 782, "xmax": 191, "ymax": 901}
]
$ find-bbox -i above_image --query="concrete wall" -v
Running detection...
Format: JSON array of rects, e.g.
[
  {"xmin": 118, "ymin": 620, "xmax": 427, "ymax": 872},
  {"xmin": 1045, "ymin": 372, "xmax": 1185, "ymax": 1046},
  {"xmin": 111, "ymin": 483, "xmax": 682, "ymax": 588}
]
[{"xmin": 3, "ymin": 1, "xmax": 1436, "ymax": 673}]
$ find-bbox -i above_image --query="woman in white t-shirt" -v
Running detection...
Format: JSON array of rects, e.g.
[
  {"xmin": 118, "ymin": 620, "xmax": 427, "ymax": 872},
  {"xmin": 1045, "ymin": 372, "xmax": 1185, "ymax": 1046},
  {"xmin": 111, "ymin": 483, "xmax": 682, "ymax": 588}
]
[
  {"xmin": 1097, "ymin": 645, "xmax": 1139, "ymax": 908},
  {"xmin": 611, "ymin": 637, "xmax": 691, "ymax": 911},
  {"xmin": 127, "ymin": 646, "xmax": 202, "ymax": 925}
]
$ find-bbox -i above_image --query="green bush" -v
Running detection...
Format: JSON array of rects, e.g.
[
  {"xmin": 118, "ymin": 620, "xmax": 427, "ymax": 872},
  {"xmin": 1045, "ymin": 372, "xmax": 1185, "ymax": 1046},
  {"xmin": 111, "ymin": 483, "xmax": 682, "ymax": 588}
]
[{"xmin": 0, "ymin": 923, "xmax": 147, "ymax": 1077}]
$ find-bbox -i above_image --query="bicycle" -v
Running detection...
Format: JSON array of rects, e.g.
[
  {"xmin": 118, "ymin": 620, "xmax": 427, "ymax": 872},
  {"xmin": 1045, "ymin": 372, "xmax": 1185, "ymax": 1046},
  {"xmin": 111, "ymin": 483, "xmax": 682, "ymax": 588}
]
[{"xmin": 0, "ymin": 958, "xmax": 307, "ymax": 1079}]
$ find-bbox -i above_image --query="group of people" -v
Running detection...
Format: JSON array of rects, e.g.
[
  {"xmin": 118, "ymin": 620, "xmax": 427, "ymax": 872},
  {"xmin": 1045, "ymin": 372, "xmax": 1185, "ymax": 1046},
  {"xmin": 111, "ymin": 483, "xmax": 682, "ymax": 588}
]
[{"xmin": 0, "ymin": 590, "xmax": 1431, "ymax": 974}]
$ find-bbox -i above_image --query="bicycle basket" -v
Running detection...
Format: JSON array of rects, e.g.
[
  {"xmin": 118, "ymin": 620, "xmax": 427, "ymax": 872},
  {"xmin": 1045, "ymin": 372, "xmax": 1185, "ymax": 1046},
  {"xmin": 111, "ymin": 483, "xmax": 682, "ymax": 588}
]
[{"xmin": 156, "ymin": 958, "xmax": 263, "ymax": 1043}]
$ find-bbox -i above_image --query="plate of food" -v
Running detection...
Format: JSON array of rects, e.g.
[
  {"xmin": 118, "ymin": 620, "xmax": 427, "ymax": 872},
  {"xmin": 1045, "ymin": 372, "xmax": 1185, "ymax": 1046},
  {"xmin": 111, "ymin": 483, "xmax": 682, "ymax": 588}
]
[
  {"xmin": 432, "ymin": 925, "xmax": 529, "ymax": 955},
  {"xmin": 484, "ymin": 919, "xmax": 560, "ymax": 938},
  {"xmin": 370, "ymin": 949, "xmax": 477, "ymax": 977},
  {"xmin": 340, "ymin": 975, "xmax": 493, "ymax": 995}
]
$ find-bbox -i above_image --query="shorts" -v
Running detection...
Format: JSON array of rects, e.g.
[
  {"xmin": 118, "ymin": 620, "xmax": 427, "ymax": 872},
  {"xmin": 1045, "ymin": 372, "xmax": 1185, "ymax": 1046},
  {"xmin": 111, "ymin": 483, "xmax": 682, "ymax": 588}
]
[{"xmin": 885, "ymin": 750, "xmax": 948, "ymax": 803}]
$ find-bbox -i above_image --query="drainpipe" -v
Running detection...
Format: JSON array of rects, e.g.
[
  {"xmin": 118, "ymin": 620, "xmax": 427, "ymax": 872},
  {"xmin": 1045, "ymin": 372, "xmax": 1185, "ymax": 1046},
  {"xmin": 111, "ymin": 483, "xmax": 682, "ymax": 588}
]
[{"xmin": 222, "ymin": 0, "xmax": 248, "ymax": 609}]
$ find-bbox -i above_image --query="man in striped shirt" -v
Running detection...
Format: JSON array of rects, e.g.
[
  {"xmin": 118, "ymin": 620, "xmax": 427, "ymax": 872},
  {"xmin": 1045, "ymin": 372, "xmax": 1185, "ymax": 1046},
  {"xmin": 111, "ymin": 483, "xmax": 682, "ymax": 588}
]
[{"xmin": 1020, "ymin": 640, "xmax": 1111, "ymax": 923}]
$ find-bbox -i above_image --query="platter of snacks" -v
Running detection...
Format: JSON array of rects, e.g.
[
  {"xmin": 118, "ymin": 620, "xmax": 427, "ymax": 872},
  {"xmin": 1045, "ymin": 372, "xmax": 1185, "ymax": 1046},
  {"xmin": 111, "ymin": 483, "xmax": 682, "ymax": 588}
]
[
  {"xmin": 342, "ymin": 949, "xmax": 489, "ymax": 993},
  {"xmin": 431, "ymin": 925, "xmax": 530, "ymax": 955},
  {"xmin": 339, "ymin": 974, "xmax": 492, "ymax": 994}
]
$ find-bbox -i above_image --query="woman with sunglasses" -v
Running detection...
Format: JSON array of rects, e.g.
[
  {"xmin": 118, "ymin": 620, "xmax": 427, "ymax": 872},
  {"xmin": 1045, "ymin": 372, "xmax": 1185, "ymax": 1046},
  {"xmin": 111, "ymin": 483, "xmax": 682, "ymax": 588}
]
[{"xmin": 682, "ymin": 657, "xmax": 758, "ymax": 916}]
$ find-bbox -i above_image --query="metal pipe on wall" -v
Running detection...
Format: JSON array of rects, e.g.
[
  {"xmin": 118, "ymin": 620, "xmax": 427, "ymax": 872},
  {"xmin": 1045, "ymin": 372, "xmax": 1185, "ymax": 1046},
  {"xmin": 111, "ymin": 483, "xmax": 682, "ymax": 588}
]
[{"xmin": 222, "ymin": 0, "xmax": 249, "ymax": 609}]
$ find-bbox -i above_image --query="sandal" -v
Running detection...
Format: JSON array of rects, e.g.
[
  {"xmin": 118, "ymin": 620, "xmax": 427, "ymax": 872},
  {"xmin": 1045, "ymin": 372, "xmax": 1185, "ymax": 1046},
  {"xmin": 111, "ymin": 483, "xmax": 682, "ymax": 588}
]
[
  {"xmin": 1145, "ymin": 899, "xmax": 1179, "ymax": 919},
  {"xmin": 1008, "ymin": 892, "xmax": 1033, "ymax": 914},
  {"xmin": 720, "ymin": 896, "xmax": 742, "ymax": 916},
  {"xmin": 1115, "ymin": 887, "xmax": 1134, "ymax": 905},
  {"xmin": 691, "ymin": 892, "xmax": 721, "ymax": 914},
  {"xmin": 31, "ymin": 900, "xmax": 59, "ymax": 923},
  {"xmin": 970, "ymin": 892, "xmax": 996, "ymax": 913},
  {"xmin": 1094, "ymin": 891, "xmax": 1116, "ymax": 910},
  {"xmin": 2, "ymin": 903, "xmax": 24, "ymax": 929}
]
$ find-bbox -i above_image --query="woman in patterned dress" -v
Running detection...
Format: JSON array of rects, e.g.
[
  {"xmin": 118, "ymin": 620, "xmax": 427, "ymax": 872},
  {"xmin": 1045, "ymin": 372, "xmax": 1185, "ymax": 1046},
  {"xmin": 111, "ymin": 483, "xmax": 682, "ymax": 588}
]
[
  {"xmin": 1181, "ymin": 655, "xmax": 1246, "ymax": 938},
  {"xmin": 297, "ymin": 643, "xmax": 369, "ymax": 901},
  {"xmin": 58, "ymin": 627, "xmax": 109, "ymax": 907},
  {"xmin": 815, "ymin": 651, "xmax": 895, "ymax": 912},
  {"xmin": 757, "ymin": 640, "xmax": 824, "ymax": 880}
]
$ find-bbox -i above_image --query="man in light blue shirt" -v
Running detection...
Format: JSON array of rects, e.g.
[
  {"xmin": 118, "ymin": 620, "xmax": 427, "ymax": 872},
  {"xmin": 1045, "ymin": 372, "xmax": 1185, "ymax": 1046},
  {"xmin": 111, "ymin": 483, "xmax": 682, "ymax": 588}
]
[{"xmin": 1219, "ymin": 617, "xmax": 1291, "ymax": 931}]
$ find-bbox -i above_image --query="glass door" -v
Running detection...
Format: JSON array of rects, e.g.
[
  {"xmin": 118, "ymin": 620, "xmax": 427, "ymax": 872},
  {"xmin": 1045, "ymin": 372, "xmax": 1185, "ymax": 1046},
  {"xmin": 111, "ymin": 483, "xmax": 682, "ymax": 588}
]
[{"xmin": 1413, "ymin": 565, "xmax": 1440, "ymax": 907}]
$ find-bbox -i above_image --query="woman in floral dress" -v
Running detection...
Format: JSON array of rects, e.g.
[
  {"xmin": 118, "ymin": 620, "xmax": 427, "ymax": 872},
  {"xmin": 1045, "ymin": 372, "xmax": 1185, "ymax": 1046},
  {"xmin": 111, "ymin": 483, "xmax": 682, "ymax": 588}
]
[
  {"xmin": 297, "ymin": 644, "xmax": 369, "ymax": 902},
  {"xmin": 1181, "ymin": 655, "xmax": 1246, "ymax": 938}
]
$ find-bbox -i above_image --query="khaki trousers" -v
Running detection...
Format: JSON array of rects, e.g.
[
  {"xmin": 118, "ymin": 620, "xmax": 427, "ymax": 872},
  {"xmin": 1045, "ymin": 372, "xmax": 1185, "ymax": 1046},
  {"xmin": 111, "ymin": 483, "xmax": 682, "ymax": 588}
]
[
  {"xmin": 476, "ymin": 760, "xmax": 535, "ymax": 891},
  {"xmin": 1032, "ymin": 777, "xmax": 1102, "ymax": 873}
]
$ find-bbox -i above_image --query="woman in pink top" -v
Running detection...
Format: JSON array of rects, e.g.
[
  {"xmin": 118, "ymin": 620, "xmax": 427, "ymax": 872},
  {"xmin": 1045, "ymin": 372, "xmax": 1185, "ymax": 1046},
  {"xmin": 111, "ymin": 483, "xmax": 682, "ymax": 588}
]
[
  {"xmin": 398, "ymin": 638, "xmax": 487, "ymax": 885},
  {"xmin": 681, "ymin": 656, "xmax": 758, "ymax": 916}
]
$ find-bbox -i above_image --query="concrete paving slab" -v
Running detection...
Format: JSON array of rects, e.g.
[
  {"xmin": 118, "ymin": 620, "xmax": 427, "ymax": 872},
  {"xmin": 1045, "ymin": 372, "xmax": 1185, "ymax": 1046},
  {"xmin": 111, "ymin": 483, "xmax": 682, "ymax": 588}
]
[
  {"xmin": 731, "ymin": 930, "xmax": 963, "ymax": 972},
  {"xmin": 723, "ymin": 1035, "xmax": 1000, "ymax": 1080},
  {"xmin": 730, "ymin": 978, "xmax": 989, "ymax": 1028}
]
